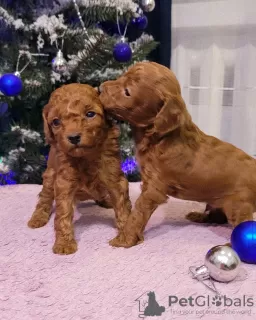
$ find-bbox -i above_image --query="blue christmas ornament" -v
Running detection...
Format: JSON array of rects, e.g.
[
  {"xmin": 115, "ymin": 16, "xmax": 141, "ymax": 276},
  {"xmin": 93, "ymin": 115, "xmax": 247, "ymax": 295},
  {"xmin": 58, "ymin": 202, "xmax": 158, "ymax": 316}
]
[
  {"xmin": 113, "ymin": 41, "xmax": 132, "ymax": 63},
  {"xmin": 0, "ymin": 169, "xmax": 16, "ymax": 186},
  {"xmin": 231, "ymin": 221, "xmax": 256, "ymax": 264},
  {"xmin": 0, "ymin": 73, "xmax": 23, "ymax": 96},
  {"xmin": 0, "ymin": 102, "xmax": 8, "ymax": 116},
  {"xmin": 132, "ymin": 14, "xmax": 148, "ymax": 30},
  {"xmin": 121, "ymin": 157, "xmax": 138, "ymax": 175}
]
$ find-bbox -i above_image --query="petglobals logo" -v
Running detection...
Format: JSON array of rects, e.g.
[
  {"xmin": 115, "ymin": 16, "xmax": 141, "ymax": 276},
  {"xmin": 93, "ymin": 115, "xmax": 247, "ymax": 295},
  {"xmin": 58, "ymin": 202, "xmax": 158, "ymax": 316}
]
[
  {"xmin": 135, "ymin": 291, "xmax": 166, "ymax": 318},
  {"xmin": 135, "ymin": 292, "xmax": 254, "ymax": 319},
  {"xmin": 168, "ymin": 295, "xmax": 254, "ymax": 308}
]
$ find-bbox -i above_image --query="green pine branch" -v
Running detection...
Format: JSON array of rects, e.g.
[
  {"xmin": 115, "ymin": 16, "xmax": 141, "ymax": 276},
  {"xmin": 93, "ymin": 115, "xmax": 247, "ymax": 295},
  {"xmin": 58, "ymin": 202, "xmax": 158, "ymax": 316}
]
[
  {"xmin": 132, "ymin": 39, "xmax": 159, "ymax": 61},
  {"xmin": 55, "ymin": 3, "xmax": 134, "ymax": 27}
]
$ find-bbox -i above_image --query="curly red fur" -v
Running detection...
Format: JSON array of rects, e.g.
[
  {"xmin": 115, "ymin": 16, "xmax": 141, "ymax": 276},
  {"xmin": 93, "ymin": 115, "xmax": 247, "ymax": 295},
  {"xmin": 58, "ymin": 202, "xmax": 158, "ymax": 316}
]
[
  {"xmin": 28, "ymin": 84, "xmax": 131, "ymax": 254},
  {"xmin": 100, "ymin": 61, "xmax": 256, "ymax": 248}
]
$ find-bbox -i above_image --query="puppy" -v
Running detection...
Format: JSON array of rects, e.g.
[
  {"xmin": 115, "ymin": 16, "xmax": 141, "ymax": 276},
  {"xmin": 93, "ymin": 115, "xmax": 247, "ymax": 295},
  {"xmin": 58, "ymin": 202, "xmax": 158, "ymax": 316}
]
[
  {"xmin": 28, "ymin": 84, "xmax": 131, "ymax": 254},
  {"xmin": 99, "ymin": 61, "xmax": 256, "ymax": 248}
]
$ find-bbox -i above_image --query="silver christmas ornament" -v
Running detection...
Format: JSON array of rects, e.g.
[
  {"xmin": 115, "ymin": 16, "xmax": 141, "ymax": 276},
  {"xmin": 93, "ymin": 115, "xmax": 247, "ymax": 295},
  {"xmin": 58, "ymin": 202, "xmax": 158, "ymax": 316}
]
[
  {"xmin": 140, "ymin": 0, "xmax": 155, "ymax": 12},
  {"xmin": 189, "ymin": 245, "xmax": 241, "ymax": 296},
  {"xmin": 205, "ymin": 245, "xmax": 241, "ymax": 282},
  {"xmin": 52, "ymin": 50, "xmax": 67, "ymax": 74}
]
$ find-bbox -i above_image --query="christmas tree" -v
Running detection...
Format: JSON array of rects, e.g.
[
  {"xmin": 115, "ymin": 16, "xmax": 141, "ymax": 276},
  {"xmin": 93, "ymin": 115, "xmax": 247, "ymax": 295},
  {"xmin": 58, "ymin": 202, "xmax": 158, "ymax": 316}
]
[{"xmin": 0, "ymin": 0, "xmax": 157, "ymax": 185}]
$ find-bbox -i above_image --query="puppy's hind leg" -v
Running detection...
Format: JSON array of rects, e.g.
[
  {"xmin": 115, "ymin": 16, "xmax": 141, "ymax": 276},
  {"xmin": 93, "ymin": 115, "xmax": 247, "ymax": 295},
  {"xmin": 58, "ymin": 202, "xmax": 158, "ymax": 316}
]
[
  {"xmin": 223, "ymin": 200, "xmax": 254, "ymax": 227},
  {"xmin": 95, "ymin": 194, "xmax": 113, "ymax": 209},
  {"xmin": 186, "ymin": 204, "xmax": 228, "ymax": 224},
  {"xmin": 89, "ymin": 185, "xmax": 113, "ymax": 209},
  {"xmin": 28, "ymin": 167, "xmax": 55, "ymax": 228},
  {"xmin": 221, "ymin": 199, "xmax": 254, "ymax": 247}
]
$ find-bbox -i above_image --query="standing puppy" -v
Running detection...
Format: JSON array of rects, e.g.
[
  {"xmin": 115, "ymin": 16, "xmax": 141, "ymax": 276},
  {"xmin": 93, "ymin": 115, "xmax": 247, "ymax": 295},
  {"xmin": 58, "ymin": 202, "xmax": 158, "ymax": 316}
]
[
  {"xmin": 100, "ymin": 61, "xmax": 256, "ymax": 248},
  {"xmin": 28, "ymin": 84, "xmax": 131, "ymax": 254}
]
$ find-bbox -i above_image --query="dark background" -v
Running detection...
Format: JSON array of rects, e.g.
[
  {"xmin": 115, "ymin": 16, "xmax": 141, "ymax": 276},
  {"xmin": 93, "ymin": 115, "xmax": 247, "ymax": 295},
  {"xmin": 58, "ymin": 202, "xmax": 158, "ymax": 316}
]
[{"xmin": 147, "ymin": 0, "xmax": 172, "ymax": 67}]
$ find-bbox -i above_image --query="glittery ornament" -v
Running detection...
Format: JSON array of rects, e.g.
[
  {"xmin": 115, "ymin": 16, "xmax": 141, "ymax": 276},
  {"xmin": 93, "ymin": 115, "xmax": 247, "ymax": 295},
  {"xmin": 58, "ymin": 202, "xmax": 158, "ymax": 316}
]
[{"xmin": 52, "ymin": 50, "xmax": 67, "ymax": 74}]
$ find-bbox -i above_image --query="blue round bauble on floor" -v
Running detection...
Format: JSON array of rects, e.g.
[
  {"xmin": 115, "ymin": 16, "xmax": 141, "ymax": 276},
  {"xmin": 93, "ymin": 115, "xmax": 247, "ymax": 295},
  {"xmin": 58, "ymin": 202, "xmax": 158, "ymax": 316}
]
[
  {"xmin": 132, "ymin": 14, "xmax": 148, "ymax": 30},
  {"xmin": 0, "ymin": 73, "xmax": 23, "ymax": 96},
  {"xmin": 231, "ymin": 221, "xmax": 256, "ymax": 264},
  {"xmin": 113, "ymin": 42, "xmax": 132, "ymax": 63}
]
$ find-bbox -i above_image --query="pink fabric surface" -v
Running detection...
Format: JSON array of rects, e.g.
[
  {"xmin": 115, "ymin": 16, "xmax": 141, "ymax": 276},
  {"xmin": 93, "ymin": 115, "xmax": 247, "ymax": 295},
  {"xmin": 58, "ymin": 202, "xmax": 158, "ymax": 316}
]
[{"xmin": 0, "ymin": 183, "xmax": 255, "ymax": 320}]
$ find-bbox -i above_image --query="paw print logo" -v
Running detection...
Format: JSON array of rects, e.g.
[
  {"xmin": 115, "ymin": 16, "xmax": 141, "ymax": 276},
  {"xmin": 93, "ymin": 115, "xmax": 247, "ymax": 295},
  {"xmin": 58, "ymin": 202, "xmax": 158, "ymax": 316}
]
[{"xmin": 212, "ymin": 296, "xmax": 222, "ymax": 307}]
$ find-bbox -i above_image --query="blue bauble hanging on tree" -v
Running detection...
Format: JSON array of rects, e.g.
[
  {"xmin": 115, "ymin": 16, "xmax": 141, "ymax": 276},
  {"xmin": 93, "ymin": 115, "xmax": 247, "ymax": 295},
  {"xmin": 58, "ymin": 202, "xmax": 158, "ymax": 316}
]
[
  {"xmin": 132, "ymin": 14, "xmax": 148, "ymax": 30},
  {"xmin": 113, "ymin": 39, "xmax": 132, "ymax": 63},
  {"xmin": 0, "ymin": 72, "xmax": 23, "ymax": 96}
]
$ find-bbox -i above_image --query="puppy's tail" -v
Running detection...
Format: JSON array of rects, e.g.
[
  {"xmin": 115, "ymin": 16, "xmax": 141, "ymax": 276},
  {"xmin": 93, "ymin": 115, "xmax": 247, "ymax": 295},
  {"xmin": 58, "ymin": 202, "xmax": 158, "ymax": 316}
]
[{"xmin": 186, "ymin": 207, "xmax": 227, "ymax": 224}]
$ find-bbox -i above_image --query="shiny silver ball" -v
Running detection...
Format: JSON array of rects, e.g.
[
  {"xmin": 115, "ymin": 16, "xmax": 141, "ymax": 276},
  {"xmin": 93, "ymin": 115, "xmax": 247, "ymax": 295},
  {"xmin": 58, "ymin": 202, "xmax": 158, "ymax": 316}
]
[
  {"xmin": 52, "ymin": 50, "xmax": 67, "ymax": 74},
  {"xmin": 140, "ymin": 0, "xmax": 155, "ymax": 12},
  {"xmin": 205, "ymin": 245, "xmax": 241, "ymax": 282}
]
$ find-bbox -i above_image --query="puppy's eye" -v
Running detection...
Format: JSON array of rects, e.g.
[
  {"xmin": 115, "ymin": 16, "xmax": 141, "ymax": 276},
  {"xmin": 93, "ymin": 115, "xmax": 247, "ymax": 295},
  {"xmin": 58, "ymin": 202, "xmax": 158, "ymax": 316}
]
[
  {"xmin": 124, "ymin": 88, "xmax": 130, "ymax": 96},
  {"xmin": 52, "ymin": 118, "xmax": 61, "ymax": 127},
  {"xmin": 86, "ymin": 111, "xmax": 96, "ymax": 118}
]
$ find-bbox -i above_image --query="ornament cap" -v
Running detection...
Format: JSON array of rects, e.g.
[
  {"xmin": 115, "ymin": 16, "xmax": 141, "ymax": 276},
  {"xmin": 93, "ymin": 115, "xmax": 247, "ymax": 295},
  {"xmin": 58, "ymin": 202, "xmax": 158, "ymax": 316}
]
[
  {"xmin": 189, "ymin": 265, "xmax": 220, "ymax": 296},
  {"xmin": 14, "ymin": 71, "xmax": 21, "ymax": 77},
  {"xmin": 56, "ymin": 50, "xmax": 64, "ymax": 58},
  {"xmin": 136, "ymin": 7, "xmax": 144, "ymax": 15},
  {"xmin": 191, "ymin": 265, "xmax": 210, "ymax": 281}
]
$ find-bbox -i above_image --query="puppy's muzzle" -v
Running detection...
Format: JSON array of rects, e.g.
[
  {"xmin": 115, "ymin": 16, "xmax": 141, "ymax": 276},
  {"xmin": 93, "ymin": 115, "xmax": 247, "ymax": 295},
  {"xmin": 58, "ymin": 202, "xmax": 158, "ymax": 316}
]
[{"xmin": 67, "ymin": 133, "xmax": 81, "ymax": 145}]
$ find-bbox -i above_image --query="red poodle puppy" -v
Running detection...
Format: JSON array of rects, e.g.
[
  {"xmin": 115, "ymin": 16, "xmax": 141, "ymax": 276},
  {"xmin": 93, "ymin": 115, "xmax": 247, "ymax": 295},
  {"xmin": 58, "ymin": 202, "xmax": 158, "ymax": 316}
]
[
  {"xmin": 28, "ymin": 84, "xmax": 131, "ymax": 254},
  {"xmin": 99, "ymin": 61, "xmax": 256, "ymax": 248}
]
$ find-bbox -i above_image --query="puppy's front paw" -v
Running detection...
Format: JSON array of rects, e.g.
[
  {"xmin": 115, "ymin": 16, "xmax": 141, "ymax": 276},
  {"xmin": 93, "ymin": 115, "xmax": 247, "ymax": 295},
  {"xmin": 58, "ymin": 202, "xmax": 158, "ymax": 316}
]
[
  {"xmin": 109, "ymin": 233, "xmax": 142, "ymax": 248},
  {"xmin": 53, "ymin": 239, "xmax": 77, "ymax": 255},
  {"xmin": 28, "ymin": 211, "xmax": 50, "ymax": 228}
]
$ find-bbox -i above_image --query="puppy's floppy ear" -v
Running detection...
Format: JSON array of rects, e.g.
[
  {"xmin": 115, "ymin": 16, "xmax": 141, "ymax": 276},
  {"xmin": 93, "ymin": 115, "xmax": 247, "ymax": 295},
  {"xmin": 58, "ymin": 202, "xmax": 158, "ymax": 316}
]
[
  {"xmin": 154, "ymin": 94, "xmax": 186, "ymax": 136},
  {"xmin": 42, "ymin": 104, "xmax": 54, "ymax": 145}
]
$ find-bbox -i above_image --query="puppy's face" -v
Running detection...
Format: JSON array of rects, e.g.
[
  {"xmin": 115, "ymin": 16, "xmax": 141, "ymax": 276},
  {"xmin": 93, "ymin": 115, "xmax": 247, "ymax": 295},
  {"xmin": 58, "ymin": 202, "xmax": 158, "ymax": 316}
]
[
  {"xmin": 43, "ymin": 84, "xmax": 106, "ymax": 157},
  {"xmin": 100, "ymin": 62, "xmax": 187, "ymax": 136},
  {"xmin": 99, "ymin": 63, "xmax": 161, "ymax": 127}
]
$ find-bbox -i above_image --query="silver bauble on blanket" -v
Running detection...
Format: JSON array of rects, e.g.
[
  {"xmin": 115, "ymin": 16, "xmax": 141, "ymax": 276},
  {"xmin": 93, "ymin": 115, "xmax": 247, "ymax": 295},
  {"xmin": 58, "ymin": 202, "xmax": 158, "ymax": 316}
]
[
  {"xmin": 204, "ymin": 245, "xmax": 241, "ymax": 282},
  {"xmin": 190, "ymin": 245, "xmax": 241, "ymax": 295}
]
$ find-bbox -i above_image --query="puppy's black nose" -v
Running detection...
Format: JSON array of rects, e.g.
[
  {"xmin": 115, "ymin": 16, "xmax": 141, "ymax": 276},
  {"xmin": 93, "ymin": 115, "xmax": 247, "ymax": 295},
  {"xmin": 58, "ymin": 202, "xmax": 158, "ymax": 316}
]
[{"xmin": 68, "ymin": 133, "xmax": 81, "ymax": 145}]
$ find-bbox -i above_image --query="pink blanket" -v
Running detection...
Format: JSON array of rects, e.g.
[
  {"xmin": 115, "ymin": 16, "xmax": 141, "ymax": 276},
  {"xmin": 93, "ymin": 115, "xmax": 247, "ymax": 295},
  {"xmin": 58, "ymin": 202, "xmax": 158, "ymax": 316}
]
[{"xmin": 0, "ymin": 183, "xmax": 255, "ymax": 320}]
